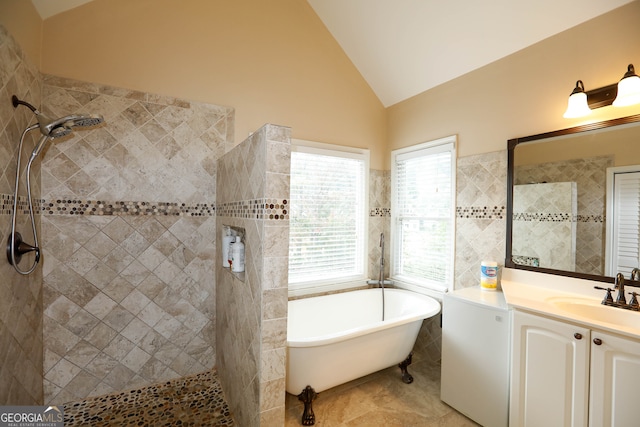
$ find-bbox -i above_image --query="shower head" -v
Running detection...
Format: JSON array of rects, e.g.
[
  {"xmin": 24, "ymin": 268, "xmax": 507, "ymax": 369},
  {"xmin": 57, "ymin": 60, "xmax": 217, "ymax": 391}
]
[
  {"xmin": 37, "ymin": 113, "xmax": 104, "ymax": 138},
  {"xmin": 30, "ymin": 113, "xmax": 104, "ymax": 160},
  {"xmin": 12, "ymin": 95, "xmax": 105, "ymax": 159},
  {"xmin": 12, "ymin": 95, "xmax": 104, "ymax": 138}
]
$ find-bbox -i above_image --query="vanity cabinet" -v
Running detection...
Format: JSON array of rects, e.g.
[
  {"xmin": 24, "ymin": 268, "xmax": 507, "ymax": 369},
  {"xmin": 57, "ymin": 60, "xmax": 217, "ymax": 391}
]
[
  {"xmin": 510, "ymin": 310, "xmax": 640, "ymax": 427},
  {"xmin": 589, "ymin": 330, "xmax": 640, "ymax": 427},
  {"xmin": 510, "ymin": 310, "xmax": 590, "ymax": 427}
]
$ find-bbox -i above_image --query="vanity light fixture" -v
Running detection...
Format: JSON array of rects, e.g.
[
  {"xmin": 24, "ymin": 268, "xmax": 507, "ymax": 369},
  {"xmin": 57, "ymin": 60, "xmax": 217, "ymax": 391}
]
[
  {"xmin": 563, "ymin": 63, "xmax": 640, "ymax": 118},
  {"xmin": 613, "ymin": 64, "xmax": 640, "ymax": 107},
  {"xmin": 563, "ymin": 80, "xmax": 591, "ymax": 118}
]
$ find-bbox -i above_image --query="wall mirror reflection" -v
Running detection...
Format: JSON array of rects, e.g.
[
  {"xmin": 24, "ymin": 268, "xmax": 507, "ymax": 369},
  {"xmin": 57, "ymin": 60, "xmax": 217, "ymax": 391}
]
[{"xmin": 506, "ymin": 114, "xmax": 640, "ymax": 283}]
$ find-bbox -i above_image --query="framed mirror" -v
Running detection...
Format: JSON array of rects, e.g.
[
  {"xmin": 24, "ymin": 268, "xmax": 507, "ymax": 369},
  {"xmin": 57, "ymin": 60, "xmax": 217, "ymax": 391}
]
[{"xmin": 506, "ymin": 114, "xmax": 640, "ymax": 284}]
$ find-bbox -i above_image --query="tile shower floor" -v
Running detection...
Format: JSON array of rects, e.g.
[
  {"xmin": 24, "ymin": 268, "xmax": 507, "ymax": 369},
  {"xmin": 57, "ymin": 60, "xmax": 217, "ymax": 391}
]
[
  {"xmin": 63, "ymin": 359, "xmax": 477, "ymax": 426},
  {"xmin": 63, "ymin": 370, "xmax": 234, "ymax": 426}
]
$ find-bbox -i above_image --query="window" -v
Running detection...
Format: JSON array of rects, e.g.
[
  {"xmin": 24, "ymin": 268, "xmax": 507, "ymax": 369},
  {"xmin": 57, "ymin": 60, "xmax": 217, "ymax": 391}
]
[
  {"xmin": 288, "ymin": 140, "xmax": 369, "ymax": 292},
  {"xmin": 391, "ymin": 136, "xmax": 456, "ymax": 292},
  {"xmin": 605, "ymin": 166, "xmax": 640, "ymax": 277}
]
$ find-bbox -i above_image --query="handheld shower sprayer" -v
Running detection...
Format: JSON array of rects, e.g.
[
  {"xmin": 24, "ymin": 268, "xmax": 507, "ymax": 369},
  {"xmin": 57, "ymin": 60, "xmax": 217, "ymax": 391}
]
[
  {"xmin": 12, "ymin": 95, "xmax": 103, "ymax": 140},
  {"xmin": 7, "ymin": 95, "xmax": 105, "ymax": 275},
  {"xmin": 379, "ymin": 232, "xmax": 385, "ymax": 321}
]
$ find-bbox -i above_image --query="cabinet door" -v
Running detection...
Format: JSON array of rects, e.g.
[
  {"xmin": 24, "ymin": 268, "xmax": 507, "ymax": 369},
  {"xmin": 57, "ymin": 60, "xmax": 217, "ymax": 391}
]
[
  {"xmin": 589, "ymin": 331, "xmax": 640, "ymax": 427},
  {"xmin": 510, "ymin": 310, "xmax": 590, "ymax": 427}
]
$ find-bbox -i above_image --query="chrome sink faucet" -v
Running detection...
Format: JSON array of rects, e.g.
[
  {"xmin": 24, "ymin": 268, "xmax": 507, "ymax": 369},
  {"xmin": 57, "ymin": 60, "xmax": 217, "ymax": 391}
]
[{"xmin": 631, "ymin": 268, "xmax": 640, "ymax": 282}]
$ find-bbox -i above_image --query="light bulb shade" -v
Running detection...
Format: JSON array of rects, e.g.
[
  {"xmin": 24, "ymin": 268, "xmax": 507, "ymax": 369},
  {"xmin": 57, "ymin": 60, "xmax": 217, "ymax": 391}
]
[
  {"xmin": 564, "ymin": 85, "xmax": 591, "ymax": 118},
  {"xmin": 613, "ymin": 64, "xmax": 640, "ymax": 107}
]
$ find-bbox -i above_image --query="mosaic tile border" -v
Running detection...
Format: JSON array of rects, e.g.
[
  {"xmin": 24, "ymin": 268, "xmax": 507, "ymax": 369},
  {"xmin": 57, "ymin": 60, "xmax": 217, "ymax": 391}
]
[
  {"xmin": 513, "ymin": 213, "xmax": 605, "ymax": 223},
  {"xmin": 457, "ymin": 206, "xmax": 505, "ymax": 219},
  {"xmin": 1, "ymin": 195, "xmax": 296, "ymax": 220},
  {"xmin": 375, "ymin": 206, "xmax": 511, "ymax": 219},
  {"xmin": 512, "ymin": 255, "xmax": 540, "ymax": 267},
  {"xmin": 216, "ymin": 198, "xmax": 288, "ymax": 220},
  {"xmin": 370, "ymin": 207, "xmax": 391, "ymax": 217},
  {"xmin": 513, "ymin": 212, "xmax": 573, "ymax": 222},
  {"xmin": 3, "ymin": 197, "xmax": 290, "ymax": 220},
  {"xmin": 577, "ymin": 214, "xmax": 604, "ymax": 223},
  {"xmin": 42, "ymin": 199, "xmax": 215, "ymax": 216},
  {"xmin": 1, "ymin": 193, "xmax": 45, "ymax": 215},
  {"xmin": 0, "ymin": 199, "xmax": 537, "ymax": 225}
]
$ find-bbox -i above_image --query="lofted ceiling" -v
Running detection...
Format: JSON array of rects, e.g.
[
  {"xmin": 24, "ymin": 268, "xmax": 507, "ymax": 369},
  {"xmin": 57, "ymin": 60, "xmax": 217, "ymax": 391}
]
[
  {"xmin": 31, "ymin": 0, "xmax": 635, "ymax": 107},
  {"xmin": 31, "ymin": 0, "xmax": 93, "ymax": 20}
]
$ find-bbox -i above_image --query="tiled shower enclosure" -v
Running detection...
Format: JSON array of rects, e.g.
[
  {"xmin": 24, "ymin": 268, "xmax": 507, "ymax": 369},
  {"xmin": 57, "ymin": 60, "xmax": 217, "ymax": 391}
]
[{"xmin": 40, "ymin": 76, "xmax": 233, "ymax": 403}]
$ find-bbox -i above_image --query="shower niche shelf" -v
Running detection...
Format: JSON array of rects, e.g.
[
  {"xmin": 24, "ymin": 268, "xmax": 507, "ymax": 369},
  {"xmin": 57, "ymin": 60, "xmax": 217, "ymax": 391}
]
[{"xmin": 223, "ymin": 225, "xmax": 246, "ymax": 282}]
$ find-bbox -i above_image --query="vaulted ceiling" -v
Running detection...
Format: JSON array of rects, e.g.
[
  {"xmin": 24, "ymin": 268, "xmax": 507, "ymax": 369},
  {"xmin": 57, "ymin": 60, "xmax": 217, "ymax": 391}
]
[{"xmin": 31, "ymin": 0, "xmax": 635, "ymax": 107}]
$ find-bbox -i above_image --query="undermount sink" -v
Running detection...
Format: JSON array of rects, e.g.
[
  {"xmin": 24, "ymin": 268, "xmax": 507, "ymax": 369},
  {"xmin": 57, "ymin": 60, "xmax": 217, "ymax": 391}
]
[{"xmin": 547, "ymin": 297, "xmax": 640, "ymax": 329}]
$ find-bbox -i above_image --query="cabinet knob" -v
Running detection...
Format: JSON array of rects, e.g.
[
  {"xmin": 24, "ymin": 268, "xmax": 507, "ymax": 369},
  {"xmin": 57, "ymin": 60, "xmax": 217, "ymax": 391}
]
[
  {"xmin": 593, "ymin": 338, "xmax": 603, "ymax": 346},
  {"xmin": 574, "ymin": 333, "xmax": 582, "ymax": 340}
]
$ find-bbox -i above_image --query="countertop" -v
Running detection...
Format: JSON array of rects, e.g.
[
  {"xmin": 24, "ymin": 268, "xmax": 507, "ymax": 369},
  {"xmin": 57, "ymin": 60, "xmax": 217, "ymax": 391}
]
[
  {"xmin": 447, "ymin": 286, "xmax": 508, "ymax": 311},
  {"xmin": 500, "ymin": 268, "xmax": 640, "ymax": 340}
]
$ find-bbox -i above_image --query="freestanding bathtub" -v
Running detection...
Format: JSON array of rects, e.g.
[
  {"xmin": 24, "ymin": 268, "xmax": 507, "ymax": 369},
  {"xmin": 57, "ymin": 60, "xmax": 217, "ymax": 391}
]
[{"xmin": 286, "ymin": 287, "xmax": 441, "ymax": 425}]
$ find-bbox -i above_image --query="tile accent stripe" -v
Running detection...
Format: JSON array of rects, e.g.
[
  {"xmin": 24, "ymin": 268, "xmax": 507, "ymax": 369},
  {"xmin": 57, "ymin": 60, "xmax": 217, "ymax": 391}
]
[
  {"xmin": 42, "ymin": 199, "xmax": 215, "ymax": 216},
  {"xmin": 0, "ymin": 195, "xmax": 291, "ymax": 219},
  {"xmin": 3, "ymin": 198, "xmax": 549, "ymax": 224},
  {"xmin": 370, "ymin": 207, "xmax": 391, "ymax": 217},
  {"xmin": 371, "ymin": 206, "xmax": 510, "ymax": 219},
  {"xmin": 1, "ymin": 194, "xmax": 13, "ymax": 215},
  {"xmin": 513, "ymin": 212, "xmax": 605, "ymax": 223},
  {"xmin": 1, "ymin": 194, "xmax": 213, "ymax": 217},
  {"xmin": 1, "ymin": 194, "xmax": 44, "ymax": 215},
  {"xmin": 456, "ymin": 206, "xmax": 506, "ymax": 219},
  {"xmin": 513, "ymin": 212, "xmax": 573, "ymax": 222},
  {"xmin": 577, "ymin": 214, "xmax": 605, "ymax": 223},
  {"xmin": 216, "ymin": 199, "xmax": 288, "ymax": 219},
  {"xmin": 512, "ymin": 255, "xmax": 540, "ymax": 267}
]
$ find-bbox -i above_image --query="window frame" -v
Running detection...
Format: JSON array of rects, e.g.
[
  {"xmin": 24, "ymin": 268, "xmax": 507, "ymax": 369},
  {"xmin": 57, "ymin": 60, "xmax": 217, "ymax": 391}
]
[
  {"xmin": 288, "ymin": 139, "xmax": 370, "ymax": 297},
  {"xmin": 390, "ymin": 135, "xmax": 457, "ymax": 295}
]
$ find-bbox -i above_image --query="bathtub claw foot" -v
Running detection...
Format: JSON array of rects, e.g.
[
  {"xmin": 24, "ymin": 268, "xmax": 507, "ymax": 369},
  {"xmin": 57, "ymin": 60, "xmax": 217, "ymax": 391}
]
[
  {"xmin": 399, "ymin": 352, "xmax": 414, "ymax": 384},
  {"xmin": 297, "ymin": 385, "xmax": 317, "ymax": 425}
]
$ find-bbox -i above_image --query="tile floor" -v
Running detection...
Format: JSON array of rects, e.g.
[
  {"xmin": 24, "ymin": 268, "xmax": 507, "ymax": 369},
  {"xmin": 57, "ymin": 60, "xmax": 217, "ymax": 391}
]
[
  {"xmin": 62, "ymin": 357, "xmax": 478, "ymax": 426},
  {"xmin": 285, "ymin": 357, "xmax": 480, "ymax": 426}
]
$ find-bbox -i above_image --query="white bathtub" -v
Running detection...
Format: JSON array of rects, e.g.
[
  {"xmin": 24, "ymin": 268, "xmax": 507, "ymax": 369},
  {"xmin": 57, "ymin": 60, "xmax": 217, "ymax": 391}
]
[{"xmin": 286, "ymin": 287, "xmax": 441, "ymax": 395}]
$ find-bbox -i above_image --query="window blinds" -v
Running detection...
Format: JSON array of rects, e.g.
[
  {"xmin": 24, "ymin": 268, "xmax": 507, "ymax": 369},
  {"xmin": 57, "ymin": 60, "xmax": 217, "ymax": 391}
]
[
  {"xmin": 612, "ymin": 171, "xmax": 640, "ymax": 277},
  {"xmin": 289, "ymin": 150, "xmax": 366, "ymax": 283},
  {"xmin": 393, "ymin": 143, "xmax": 454, "ymax": 289}
]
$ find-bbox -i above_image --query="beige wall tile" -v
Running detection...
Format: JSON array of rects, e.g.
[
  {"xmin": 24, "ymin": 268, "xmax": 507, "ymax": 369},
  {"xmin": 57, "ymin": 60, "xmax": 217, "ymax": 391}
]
[{"xmin": 0, "ymin": 25, "xmax": 43, "ymax": 405}]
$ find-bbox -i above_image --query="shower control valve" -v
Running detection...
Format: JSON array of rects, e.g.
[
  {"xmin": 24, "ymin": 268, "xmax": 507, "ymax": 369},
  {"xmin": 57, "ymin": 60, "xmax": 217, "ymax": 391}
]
[{"xmin": 6, "ymin": 232, "xmax": 40, "ymax": 266}]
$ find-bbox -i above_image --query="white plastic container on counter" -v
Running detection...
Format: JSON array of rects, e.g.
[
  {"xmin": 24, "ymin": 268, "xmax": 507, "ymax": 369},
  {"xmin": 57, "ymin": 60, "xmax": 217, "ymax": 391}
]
[{"xmin": 480, "ymin": 261, "xmax": 499, "ymax": 291}]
